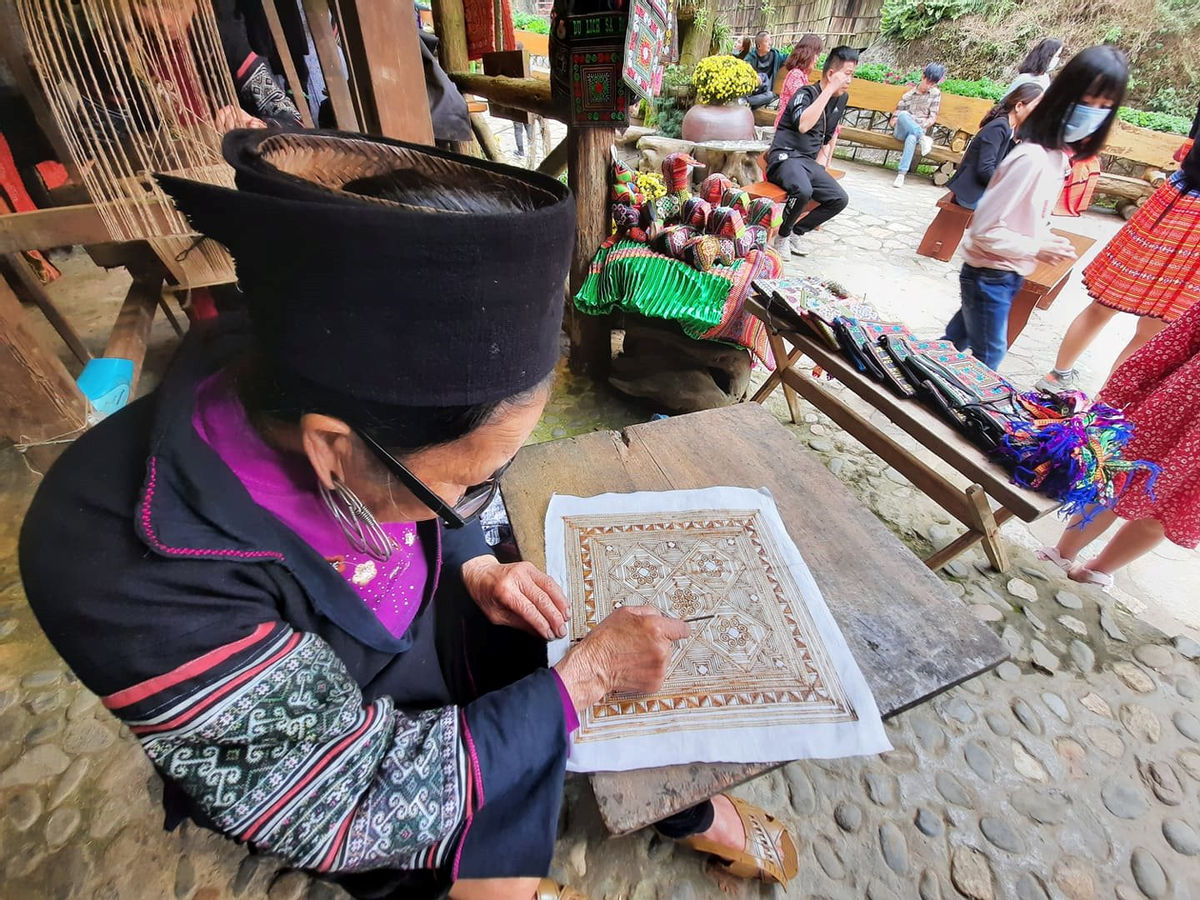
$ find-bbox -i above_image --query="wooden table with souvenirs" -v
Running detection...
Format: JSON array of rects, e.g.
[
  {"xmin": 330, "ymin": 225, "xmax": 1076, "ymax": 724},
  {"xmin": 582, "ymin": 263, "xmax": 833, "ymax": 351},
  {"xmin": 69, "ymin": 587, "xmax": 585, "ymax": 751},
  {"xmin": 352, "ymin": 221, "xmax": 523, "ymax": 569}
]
[
  {"xmin": 500, "ymin": 403, "xmax": 1008, "ymax": 834},
  {"xmin": 743, "ymin": 281, "xmax": 1062, "ymax": 573}
]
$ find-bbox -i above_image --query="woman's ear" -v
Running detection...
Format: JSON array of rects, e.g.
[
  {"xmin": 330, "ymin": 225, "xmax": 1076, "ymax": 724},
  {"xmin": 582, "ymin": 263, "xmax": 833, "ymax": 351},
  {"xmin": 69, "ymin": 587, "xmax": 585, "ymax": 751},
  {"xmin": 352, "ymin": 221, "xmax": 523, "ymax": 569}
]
[{"xmin": 300, "ymin": 414, "xmax": 355, "ymax": 490}]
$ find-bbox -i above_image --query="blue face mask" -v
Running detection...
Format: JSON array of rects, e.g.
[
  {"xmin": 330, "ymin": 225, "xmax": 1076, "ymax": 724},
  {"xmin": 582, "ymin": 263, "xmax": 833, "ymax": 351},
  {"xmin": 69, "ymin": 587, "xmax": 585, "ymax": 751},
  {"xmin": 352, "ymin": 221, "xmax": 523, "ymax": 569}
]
[{"xmin": 1062, "ymin": 103, "xmax": 1110, "ymax": 143}]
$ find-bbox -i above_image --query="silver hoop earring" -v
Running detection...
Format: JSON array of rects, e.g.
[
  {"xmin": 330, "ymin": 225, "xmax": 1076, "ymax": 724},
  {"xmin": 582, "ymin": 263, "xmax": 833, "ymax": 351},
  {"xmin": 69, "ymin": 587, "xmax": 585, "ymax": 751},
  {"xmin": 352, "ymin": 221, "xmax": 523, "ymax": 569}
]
[{"xmin": 320, "ymin": 479, "xmax": 393, "ymax": 562}]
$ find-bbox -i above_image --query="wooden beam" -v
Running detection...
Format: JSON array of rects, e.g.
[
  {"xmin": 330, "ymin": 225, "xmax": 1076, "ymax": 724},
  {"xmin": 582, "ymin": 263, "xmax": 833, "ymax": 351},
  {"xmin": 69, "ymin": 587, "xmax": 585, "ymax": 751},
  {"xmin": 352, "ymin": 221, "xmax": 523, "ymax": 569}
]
[
  {"xmin": 104, "ymin": 276, "xmax": 163, "ymax": 391},
  {"xmin": 0, "ymin": 204, "xmax": 177, "ymax": 256},
  {"xmin": 470, "ymin": 113, "xmax": 505, "ymax": 162},
  {"xmin": 335, "ymin": 0, "xmax": 435, "ymax": 143},
  {"xmin": 0, "ymin": 254, "xmax": 90, "ymax": 365},
  {"xmin": 566, "ymin": 127, "xmax": 615, "ymax": 377},
  {"xmin": 448, "ymin": 74, "xmax": 561, "ymax": 121},
  {"xmin": 261, "ymin": 0, "xmax": 316, "ymax": 128},
  {"xmin": 301, "ymin": 0, "xmax": 361, "ymax": 130},
  {"xmin": 0, "ymin": 275, "xmax": 88, "ymax": 467},
  {"xmin": 536, "ymin": 137, "xmax": 569, "ymax": 177}
]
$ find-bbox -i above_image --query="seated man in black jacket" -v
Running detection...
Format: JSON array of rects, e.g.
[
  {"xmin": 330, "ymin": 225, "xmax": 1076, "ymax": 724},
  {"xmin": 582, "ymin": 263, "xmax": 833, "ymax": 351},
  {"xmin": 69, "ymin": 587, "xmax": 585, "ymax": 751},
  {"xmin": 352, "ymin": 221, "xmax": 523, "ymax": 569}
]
[{"xmin": 767, "ymin": 46, "xmax": 858, "ymax": 257}]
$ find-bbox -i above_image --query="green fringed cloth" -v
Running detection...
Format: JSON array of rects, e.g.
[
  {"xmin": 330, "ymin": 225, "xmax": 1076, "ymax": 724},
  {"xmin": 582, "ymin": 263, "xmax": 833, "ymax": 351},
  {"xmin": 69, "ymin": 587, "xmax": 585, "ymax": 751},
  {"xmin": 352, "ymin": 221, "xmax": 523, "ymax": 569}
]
[{"xmin": 574, "ymin": 240, "xmax": 779, "ymax": 365}]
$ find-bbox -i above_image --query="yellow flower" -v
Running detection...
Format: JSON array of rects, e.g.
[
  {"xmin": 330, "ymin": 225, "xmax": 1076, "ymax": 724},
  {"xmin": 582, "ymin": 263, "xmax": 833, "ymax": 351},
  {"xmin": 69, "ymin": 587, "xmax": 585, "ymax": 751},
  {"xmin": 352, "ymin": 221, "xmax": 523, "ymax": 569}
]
[
  {"xmin": 636, "ymin": 172, "xmax": 666, "ymax": 202},
  {"xmin": 692, "ymin": 55, "xmax": 758, "ymax": 105}
]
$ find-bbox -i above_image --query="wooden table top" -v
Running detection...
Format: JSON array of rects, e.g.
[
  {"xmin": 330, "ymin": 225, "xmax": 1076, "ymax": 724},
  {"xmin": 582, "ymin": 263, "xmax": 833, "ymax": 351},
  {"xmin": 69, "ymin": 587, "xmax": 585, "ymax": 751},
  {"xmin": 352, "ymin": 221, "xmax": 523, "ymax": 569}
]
[
  {"xmin": 745, "ymin": 298, "xmax": 1059, "ymax": 523},
  {"xmin": 501, "ymin": 403, "xmax": 1007, "ymax": 834},
  {"xmin": 1025, "ymin": 228, "xmax": 1098, "ymax": 294}
]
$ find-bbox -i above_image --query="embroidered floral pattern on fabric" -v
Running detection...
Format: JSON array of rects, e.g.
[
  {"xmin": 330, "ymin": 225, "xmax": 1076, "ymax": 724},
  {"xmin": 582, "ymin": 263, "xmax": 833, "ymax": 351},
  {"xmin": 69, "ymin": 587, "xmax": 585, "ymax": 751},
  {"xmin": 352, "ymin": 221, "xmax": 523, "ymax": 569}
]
[{"xmin": 561, "ymin": 510, "xmax": 858, "ymax": 743}]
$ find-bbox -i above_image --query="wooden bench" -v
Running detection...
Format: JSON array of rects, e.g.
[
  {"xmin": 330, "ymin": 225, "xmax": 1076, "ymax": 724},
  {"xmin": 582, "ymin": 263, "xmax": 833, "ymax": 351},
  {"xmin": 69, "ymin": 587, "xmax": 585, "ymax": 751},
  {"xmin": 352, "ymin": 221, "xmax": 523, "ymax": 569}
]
[
  {"xmin": 501, "ymin": 403, "xmax": 1007, "ymax": 834},
  {"xmin": 916, "ymin": 191, "xmax": 973, "ymax": 262},
  {"xmin": 1008, "ymin": 228, "xmax": 1097, "ymax": 346},
  {"xmin": 743, "ymin": 153, "xmax": 845, "ymax": 223},
  {"xmin": 744, "ymin": 297, "xmax": 1060, "ymax": 573}
]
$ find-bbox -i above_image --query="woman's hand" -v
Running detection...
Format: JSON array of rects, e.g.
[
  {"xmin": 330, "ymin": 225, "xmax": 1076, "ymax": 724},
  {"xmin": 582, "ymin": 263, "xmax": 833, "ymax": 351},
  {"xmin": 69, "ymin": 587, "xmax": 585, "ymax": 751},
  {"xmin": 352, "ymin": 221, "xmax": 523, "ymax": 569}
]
[
  {"xmin": 1036, "ymin": 235, "xmax": 1077, "ymax": 265},
  {"xmin": 553, "ymin": 606, "xmax": 691, "ymax": 713},
  {"xmin": 214, "ymin": 105, "xmax": 267, "ymax": 134},
  {"xmin": 461, "ymin": 555, "xmax": 569, "ymax": 641}
]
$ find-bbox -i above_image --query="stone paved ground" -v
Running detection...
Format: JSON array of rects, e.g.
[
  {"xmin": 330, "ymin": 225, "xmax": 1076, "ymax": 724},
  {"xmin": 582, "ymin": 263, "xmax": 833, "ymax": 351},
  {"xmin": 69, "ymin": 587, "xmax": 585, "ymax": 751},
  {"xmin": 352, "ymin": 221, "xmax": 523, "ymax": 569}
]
[{"xmin": 2, "ymin": 157, "xmax": 1197, "ymax": 899}]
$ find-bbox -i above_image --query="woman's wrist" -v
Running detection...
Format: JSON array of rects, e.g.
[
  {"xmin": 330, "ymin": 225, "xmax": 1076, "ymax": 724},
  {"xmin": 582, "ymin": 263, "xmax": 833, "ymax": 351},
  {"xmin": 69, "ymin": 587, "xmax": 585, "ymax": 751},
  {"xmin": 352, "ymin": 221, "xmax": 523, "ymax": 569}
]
[{"xmin": 553, "ymin": 643, "xmax": 610, "ymax": 714}]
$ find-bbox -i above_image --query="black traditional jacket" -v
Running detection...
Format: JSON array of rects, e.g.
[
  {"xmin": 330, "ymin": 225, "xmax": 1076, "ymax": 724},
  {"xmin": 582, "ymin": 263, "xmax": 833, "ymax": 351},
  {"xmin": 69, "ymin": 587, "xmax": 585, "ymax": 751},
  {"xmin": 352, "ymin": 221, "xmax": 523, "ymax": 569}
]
[{"xmin": 19, "ymin": 323, "xmax": 567, "ymax": 893}]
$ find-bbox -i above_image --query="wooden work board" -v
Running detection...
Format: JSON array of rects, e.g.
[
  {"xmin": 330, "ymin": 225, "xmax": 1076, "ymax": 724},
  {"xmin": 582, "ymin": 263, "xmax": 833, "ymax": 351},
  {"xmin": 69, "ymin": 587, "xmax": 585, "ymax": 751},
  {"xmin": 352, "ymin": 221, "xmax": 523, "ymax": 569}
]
[{"xmin": 501, "ymin": 403, "xmax": 1007, "ymax": 835}]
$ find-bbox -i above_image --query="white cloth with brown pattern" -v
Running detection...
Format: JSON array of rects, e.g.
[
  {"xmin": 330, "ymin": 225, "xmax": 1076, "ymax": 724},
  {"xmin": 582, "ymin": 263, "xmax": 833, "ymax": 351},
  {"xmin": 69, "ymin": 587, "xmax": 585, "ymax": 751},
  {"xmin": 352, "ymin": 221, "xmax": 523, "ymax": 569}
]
[{"xmin": 546, "ymin": 486, "xmax": 890, "ymax": 772}]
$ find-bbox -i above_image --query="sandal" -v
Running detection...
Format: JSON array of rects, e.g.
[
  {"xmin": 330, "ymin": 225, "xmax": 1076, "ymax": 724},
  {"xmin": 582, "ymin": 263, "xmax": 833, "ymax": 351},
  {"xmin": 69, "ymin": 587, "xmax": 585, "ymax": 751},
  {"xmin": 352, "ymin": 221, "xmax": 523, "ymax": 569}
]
[
  {"xmin": 1036, "ymin": 547, "xmax": 1073, "ymax": 572},
  {"xmin": 679, "ymin": 794, "xmax": 799, "ymax": 885},
  {"xmin": 1068, "ymin": 563, "xmax": 1114, "ymax": 593},
  {"xmin": 535, "ymin": 879, "xmax": 589, "ymax": 900}
]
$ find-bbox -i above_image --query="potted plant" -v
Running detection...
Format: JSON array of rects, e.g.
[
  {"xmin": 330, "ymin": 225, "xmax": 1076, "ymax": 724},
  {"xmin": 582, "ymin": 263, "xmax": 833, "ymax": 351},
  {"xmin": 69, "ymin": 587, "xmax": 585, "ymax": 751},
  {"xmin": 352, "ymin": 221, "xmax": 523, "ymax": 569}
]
[{"xmin": 682, "ymin": 54, "xmax": 759, "ymax": 142}]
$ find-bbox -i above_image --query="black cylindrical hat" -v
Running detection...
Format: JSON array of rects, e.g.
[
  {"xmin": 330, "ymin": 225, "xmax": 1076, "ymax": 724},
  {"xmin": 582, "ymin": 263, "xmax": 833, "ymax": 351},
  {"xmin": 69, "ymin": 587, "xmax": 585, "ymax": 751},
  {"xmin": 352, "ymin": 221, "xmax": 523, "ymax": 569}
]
[{"xmin": 159, "ymin": 129, "xmax": 576, "ymax": 407}]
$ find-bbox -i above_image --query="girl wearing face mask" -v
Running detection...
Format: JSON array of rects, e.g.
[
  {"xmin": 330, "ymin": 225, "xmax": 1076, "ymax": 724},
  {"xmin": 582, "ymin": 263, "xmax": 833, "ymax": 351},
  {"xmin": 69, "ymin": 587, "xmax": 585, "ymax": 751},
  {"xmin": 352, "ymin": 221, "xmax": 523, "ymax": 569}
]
[{"xmin": 942, "ymin": 45, "xmax": 1129, "ymax": 370}]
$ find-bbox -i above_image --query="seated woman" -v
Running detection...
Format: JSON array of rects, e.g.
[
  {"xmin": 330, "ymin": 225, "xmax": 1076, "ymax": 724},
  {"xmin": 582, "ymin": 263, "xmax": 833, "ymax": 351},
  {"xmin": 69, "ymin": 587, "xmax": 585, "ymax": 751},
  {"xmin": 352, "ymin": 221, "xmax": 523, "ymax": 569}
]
[
  {"xmin": 773, "ymin": 33, "xmax": 823, "ymax": 128},
  {"xmin": 19, "ymin": 130, "xmax": 799, "ymax": 900},
  {"xmin": 947, "ymin": 82, "xmax": 1043, "ymax": 209},
  {"xmin": 890, "ymin": 63, "xmax": 946, "ymax": 188}
]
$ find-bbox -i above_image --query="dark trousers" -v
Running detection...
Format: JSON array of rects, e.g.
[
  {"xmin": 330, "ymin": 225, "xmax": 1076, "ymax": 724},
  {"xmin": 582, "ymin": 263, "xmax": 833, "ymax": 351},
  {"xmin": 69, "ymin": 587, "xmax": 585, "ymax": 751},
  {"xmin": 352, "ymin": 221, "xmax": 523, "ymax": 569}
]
[
  {"xmin": 767, "ymin": 154, "xmax": 849, "ymax": 236},
  {"xmin": 748, "ymin": 88, "xmax": 777, "ymax": 109}
]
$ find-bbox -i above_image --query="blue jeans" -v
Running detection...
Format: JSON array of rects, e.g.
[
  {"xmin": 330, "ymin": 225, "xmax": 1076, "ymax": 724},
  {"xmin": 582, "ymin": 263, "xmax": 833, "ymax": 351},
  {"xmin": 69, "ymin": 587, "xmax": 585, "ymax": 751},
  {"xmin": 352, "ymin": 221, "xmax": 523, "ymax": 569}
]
[
  {"xmin": 893, "ymin": 111, "xmax": 924, "ymax": 174},
  {"xmin": 944, "ymin": 265, "xmax": 1025, "ymax": 369}
]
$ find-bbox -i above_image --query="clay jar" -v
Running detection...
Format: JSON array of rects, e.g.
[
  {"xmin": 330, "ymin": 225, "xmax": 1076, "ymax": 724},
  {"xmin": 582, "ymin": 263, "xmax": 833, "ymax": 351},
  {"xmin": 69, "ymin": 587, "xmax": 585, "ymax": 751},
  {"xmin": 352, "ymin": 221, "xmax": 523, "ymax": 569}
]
[{"xmin": 681, "ymin": 100, "xmax": 756, "ymax": 142}]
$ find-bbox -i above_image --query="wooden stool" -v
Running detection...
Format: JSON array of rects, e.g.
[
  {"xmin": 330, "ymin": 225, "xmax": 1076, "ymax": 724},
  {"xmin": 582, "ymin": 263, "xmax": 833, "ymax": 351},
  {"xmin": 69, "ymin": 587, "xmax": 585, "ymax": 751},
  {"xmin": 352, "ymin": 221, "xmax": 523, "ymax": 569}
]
[{"xmin": 917, "ymin": 192, "xmax": 973, "ymax": 262}]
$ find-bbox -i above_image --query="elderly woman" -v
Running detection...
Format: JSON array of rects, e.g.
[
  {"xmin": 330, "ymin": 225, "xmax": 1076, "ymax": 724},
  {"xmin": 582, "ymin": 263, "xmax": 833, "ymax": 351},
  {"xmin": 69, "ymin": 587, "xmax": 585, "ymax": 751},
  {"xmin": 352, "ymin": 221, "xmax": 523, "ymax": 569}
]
[{"xmin": 19, "ymin": 131, "xmax": 798, "ymax": 899}]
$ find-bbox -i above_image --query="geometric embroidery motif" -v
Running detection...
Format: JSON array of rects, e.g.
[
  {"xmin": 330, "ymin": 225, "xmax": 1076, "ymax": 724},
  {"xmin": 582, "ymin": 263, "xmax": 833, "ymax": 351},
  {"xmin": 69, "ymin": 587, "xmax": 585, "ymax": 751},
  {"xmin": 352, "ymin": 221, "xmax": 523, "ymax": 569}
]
[
  {"xmin": 561, "ymin": 509, "xmax": 858, "ymax": 743},
  {"xmin": 622, "ymin": 0, "xmax": 667, "ymax": 103},
  {"xmin": 571, "ymin": 51, "xmax": 629, "ymax": 125}
]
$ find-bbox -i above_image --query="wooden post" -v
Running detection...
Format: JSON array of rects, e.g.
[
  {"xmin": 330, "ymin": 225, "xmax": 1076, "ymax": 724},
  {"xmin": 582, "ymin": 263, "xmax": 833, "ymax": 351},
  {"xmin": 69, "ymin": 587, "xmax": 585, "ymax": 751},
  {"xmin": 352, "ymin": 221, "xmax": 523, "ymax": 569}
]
[
  {"xmin": 430, "ymin": 0, "xmax": 470, "ymax": 74},
  {"xmin": 430, "ymin": 0, "xmax": 474, "ymax": 154},
  {"xmin": 261, "ymin": 0, "xmax": 316, "ymax": 128},
  {"xmin": 0, "ymin": 276, "xmax": 88, "ymax": 470},
  {"xmin": 103, "ymin": 275, "xmax": 163, "ymax": 391},
  {"xmin": 301, "ymin": 0, "xmax": 361, "ymax": 130},
  {"xmin": 0, "ymin": 255, "xmax": 91, "ymax": 366},
  {"xmin": 336, "ymin": 0, "xmax": 435, "ymax": 144},
  {"xmin": 566, "ymin": 127, "xmax": 615, "ymax": 377}
]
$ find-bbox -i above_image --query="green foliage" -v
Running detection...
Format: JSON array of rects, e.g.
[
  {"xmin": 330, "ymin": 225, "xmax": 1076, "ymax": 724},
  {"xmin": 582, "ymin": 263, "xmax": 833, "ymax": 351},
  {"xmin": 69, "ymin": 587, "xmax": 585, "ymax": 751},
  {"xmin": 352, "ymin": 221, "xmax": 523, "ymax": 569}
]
[
  {"xmin": 939, "ymin": 77, "xmax": 1007, "ymax": 100},
  {"xmin": 711, "ymin": 20, "xmax": 733, "ymax": 55},
  {"xmin": 661, "ymin": 64, "xmax": 695, "ymax": 91},
  {"xmin": 880, "ymin": 0, "xmax": 981, "ymax": 41},
  {"xmin": 1116, "ymin": 107, "xmax": 1192, "ymax": 135},
  {"xmin": 1147, "ymin": 86, "xmax": 1199, "ymax": 120},
  {"xmin": 513, "ymin": 11, "xmax": 549, "ymax": 34},
  {"xmin": 654, "ymin": 96, "xmax": 686, "ymax": 138}
]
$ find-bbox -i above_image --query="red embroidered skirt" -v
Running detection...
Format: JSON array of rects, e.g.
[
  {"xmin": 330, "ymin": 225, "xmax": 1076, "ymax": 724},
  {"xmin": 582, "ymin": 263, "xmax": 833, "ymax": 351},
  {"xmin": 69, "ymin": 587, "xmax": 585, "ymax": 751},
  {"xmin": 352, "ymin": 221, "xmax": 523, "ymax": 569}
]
[
  {"xmin": 1083, "ymin": 173, "xmax": 1200, "ymax": 322},
  {"xmin": 1100, "ymin": 301, "xmax": 1200, "ymax": 548}
]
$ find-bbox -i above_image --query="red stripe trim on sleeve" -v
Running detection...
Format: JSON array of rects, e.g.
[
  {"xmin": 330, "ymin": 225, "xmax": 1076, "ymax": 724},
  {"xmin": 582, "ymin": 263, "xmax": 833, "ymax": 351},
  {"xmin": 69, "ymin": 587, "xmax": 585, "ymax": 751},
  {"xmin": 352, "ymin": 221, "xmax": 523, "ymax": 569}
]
[
  {"xmin": 235, "ymin": 53, "xmax": 257, "ymax": 79},
  {"xmin": 103, "ymin": 622, "xmax": 277, "ymax": 711},
  {"xmin": 130, "ymin": 632, "xmax": 302, "ymax": 735}
]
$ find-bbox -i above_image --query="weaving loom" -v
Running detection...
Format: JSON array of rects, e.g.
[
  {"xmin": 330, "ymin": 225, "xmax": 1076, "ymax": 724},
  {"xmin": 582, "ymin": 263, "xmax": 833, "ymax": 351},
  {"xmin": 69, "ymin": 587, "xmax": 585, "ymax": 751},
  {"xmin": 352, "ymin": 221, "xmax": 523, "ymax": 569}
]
[{"xmin": 16, "ymin": 0, "xmax": 239, "ymax": 287}]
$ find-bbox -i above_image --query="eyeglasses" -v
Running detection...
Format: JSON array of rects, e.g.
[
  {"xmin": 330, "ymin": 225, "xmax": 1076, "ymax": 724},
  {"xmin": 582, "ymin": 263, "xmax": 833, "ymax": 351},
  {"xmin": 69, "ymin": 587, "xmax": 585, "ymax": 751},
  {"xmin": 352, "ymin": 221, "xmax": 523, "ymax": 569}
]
[{"xmin": 355, "ymin": 428, "xmax": 509, "ymax": 529}]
